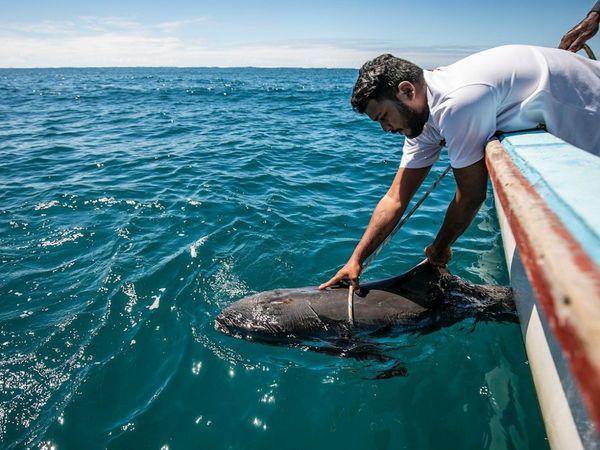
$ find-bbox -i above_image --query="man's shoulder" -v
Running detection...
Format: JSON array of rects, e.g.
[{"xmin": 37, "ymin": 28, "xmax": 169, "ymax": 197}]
[{"xmin": 429, "ymin": 84, "xmax": 496, "ymax": 122}]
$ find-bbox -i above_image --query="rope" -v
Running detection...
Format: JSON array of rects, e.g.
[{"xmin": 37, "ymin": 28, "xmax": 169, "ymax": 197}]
[
  {"xmin": 583, "ymin": 44, "xmax": 597, "ymax": 60},
  {"xmin": 347, "ymin": 285, "xmax": 354, "ymax": 325},
  {"xmin": 361, "ymin": 164, "xmax": 452, "ymax": 273}
]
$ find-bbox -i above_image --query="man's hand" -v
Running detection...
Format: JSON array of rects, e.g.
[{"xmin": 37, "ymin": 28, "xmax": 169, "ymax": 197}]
[
  {"xmin": 559, "ymin": 11, "xmax": 600, "ymax": 53},
  {"xmin": 425, "ymin": 244, "xmax": 452, "ymax": 267},
  {"xmin": 319, "ymin": 258, "xmax": 363, "ymax": 291}
]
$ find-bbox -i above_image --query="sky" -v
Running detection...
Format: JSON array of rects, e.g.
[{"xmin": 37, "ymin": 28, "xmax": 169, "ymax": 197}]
[{"xmin": 1, "ymin": 0, "xmax": 599, "ymax": 68}]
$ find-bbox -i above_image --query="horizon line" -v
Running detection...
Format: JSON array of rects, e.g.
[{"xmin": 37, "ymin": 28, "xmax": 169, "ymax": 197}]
[{"xmin": 0, "ymin": 65, "xmax": 361, "ymax": 70}]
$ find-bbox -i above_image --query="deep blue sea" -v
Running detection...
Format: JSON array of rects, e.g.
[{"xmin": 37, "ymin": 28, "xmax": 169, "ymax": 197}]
[{"xmin": 0, "ymin": 68, "xmax": 547, "ymax": 449}]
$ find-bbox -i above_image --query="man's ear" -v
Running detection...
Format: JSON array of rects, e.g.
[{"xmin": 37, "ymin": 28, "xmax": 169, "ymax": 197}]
[{"xmin": 396, "ymin": 81, "xmax": 415, "ymax": 102}]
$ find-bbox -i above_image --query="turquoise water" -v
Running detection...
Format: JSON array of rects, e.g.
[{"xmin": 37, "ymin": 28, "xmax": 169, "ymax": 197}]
[{"xmin": 0, "ymin": 68, "xmax": 547, "ymax": 449}]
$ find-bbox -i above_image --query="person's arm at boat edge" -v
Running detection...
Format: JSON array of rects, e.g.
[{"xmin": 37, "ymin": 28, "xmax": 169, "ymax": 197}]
[
  {"xmin": 319, "ymin": 165, "xmax": 431, "ymax": 291},
  {"xmin": 424, "ymin": 82, "xmax": 495, "ymax": 266},
  {"xmin": 559, "ymin": 1, "xmax": 600, "ymax": 52},
  {"xmin": 425, "ymin": 158, "xmax": 488, "ymax": 266}
]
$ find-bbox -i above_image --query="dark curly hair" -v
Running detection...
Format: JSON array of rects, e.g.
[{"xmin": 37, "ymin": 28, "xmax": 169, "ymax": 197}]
[{"xmin": 351, "ymin": 54, "xmax": 424, "ymax": 113}]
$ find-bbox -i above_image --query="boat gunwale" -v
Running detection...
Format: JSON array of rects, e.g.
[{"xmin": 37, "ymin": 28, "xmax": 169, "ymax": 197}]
[{"xmin": 485, "ymin": 135, "xmax": 600, "ymax": 433}]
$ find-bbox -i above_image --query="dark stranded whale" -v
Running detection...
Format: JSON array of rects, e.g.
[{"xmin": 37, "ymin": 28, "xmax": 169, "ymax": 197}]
[{"xmin": 214, "ymin": 260, "xmax": 516, "ymax": 343}]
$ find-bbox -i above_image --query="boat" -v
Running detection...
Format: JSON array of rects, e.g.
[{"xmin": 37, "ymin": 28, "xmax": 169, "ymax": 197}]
[{"xmin": 486, "ymin": 131, "xmax": 600, "ymax": 449}]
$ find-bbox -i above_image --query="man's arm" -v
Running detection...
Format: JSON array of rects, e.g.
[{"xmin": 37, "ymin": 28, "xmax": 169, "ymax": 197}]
[
  {"xmin": 426, "ymin": 158, "xmax": 488, "ymax": 265},
  {"xmin": 319, "ymin": 165, "xmax": 431, "ymax": 290},
  {"xmin": 559, "ymin": 2, "xmax": 600, "ymax": 52}
]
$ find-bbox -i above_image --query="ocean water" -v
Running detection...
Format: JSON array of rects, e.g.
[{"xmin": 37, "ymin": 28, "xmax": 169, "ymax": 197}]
[{"xmin": 0, "ymin": 68, "xmax": 547, "ymax": 449}]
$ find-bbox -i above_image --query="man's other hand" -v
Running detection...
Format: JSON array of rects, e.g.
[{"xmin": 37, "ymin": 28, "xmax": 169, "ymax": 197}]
[
  {"xmin": 319, "ymin": 259, "xmax": 363, "ymax": 291},
  {"xmin": 425, "ymin": 244, "xmax": 452, "ymax": 267},
  {"xmin": 559, "ymin": 12, "xmax": 600, "ymax": 53}
]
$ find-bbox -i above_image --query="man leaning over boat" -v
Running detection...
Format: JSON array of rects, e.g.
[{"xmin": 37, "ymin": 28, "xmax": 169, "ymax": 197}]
[{"xmin": 320, "ymin": 44, "xmax": 600, "ymax": 290}]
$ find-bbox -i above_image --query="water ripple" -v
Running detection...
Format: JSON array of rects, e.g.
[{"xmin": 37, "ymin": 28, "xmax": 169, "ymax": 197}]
[{"xmin": 0, "ymin": 67, "xmax": 545, "ymax": 449}]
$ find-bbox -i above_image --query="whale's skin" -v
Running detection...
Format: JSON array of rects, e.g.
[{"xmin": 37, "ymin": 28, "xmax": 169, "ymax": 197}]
[{"xmin": 214, "ymin": 261, "xmax": 516, "ymax": 343}]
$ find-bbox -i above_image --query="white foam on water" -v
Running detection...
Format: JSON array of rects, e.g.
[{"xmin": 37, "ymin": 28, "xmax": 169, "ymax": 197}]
[
  {"xmin": 40, "ymin": 228, "xmax": 84, "ymax": 247},
  {"xmin": 34, "ymin": 200, "xmax": 60, "ymax": 211},
  {"xmin": 252, "ymin": 417, "xmax": 267, "ymax": 430},
  {"xmin": 122, "ymin": 282, "xmax": 138, "ymax": 315},
  {"xmin": 83, "ymin": 197, "xmax": 118, "ymax": 207},
  {"xmin": 192, "ymin": 361, "xmax": 203, "ymax": 375},
  {"xmin": 210, "ymin": 259, "xmax": 249, "ymax": 301},
  {"xmin": 148, "ymin": 295, "xmax": 161, "ymax": 310},
  {"xmin": 190, "ymin": 236, "xmax": 208, "ymax": 258}
]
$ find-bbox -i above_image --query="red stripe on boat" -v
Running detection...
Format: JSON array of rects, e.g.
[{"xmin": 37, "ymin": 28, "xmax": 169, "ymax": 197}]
[{"xmin": 485, "ymin": 138, "xmax": 600, "ymax": 429}]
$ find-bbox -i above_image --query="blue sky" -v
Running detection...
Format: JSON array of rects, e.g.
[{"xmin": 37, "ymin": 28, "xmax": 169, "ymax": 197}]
[{"xmin": 1, "ymin": 0, "xmax": 598, "ymax": 67}]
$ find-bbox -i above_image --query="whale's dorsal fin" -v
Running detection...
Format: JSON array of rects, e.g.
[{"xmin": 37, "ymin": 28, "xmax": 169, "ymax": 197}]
[{"xmin": 360, "ymin": 259, "xmax": 447, "ymax": 293}]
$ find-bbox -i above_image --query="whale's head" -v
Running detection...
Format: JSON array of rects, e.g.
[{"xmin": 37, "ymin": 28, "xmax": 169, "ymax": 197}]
[{"xmin": 214, "ymin": 287, "xmax": 334, "ymax": 342}]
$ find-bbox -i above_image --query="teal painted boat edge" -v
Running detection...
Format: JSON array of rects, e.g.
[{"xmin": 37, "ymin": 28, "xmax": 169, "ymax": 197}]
[
  {"xmin": 486, "ymin": 137, "xmax": 600, "ymax": 449},
  {"xmin": 499, "ymin": 131, "xmax": 600, "ymax": 267}
]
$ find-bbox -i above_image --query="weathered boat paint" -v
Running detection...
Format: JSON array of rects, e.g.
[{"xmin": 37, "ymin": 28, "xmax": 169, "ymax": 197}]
[{"xmin": 486, "ymin": 131, "xmax": 600, "ymax": 450}]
